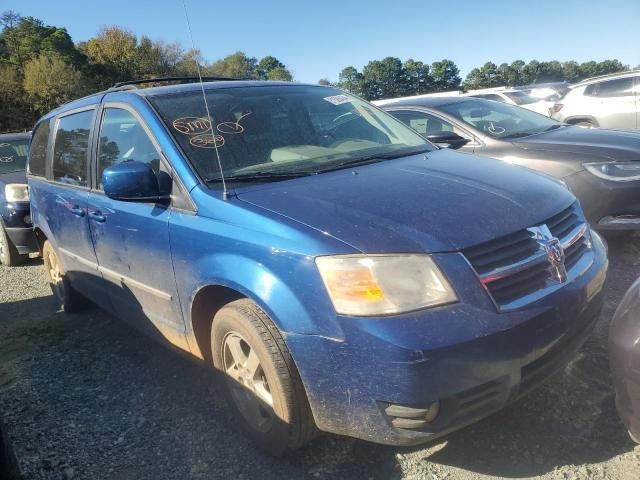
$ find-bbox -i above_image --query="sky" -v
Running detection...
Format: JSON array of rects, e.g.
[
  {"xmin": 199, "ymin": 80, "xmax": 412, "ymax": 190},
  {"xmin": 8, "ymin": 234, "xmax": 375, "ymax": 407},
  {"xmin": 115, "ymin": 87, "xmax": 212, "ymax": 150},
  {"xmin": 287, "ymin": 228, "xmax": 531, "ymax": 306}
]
[{"xmin": 4, "ymin": 0, "xmax": 639, "ymax": 83}]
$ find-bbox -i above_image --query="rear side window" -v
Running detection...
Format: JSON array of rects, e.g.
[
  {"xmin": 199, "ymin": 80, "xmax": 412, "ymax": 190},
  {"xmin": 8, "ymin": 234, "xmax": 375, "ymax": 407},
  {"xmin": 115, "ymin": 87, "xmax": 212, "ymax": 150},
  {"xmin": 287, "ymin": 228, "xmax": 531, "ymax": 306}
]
[
  {"xmin": 28, "ymin": 121, "xmax": 50, "ymax": 177},
  {"xmin": 587, "ymin": 78, "xmax": 634, "ymax": 97},
  {"xmin": 52, "ymin": 110, "xmax": 94, "ymax": 187}
]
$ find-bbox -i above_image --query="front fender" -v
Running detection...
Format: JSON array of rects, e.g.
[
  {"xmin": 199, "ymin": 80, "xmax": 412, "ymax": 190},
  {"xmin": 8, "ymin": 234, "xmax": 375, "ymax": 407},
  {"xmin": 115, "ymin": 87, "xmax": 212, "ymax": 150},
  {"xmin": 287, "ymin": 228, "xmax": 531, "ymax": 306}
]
[{"xmin": 183, "ymin": 252, "xmax": 345, "ymax": 345}]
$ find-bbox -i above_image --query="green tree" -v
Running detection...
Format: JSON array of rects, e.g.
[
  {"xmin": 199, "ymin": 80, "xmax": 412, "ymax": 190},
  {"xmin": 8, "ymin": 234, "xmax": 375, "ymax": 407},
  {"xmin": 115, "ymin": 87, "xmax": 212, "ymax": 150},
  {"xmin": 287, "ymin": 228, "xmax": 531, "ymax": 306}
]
[
  {"xmin": 0, "ymin": 12, "xmax": 81, "ymax": 70},
  {"xmin": 266, "ymin": 66, "xmax": 292, "ymax": 81},
  {"xmin": 84, "ymin": 26, "xmax": 138, "ymax": 83},
  {"xmin": 23, "ymin": 54, "xmax": 87, "ymax": 113},
  {"xmin": 464, "ymin": 61, "xmax": 501, "ymax": 89},
  {"xmin": 206, "ymin": 51, "xmax": 258, "ymax": 79},
  {"xmin": 402, "ymin": 59, "xmax": 431, "ymax": 95},
  {"xmin": 561, "ymin": 61, "xmax": 582, "ymax": 83},
  {"xmin": 318, "ymin": 78, "xmax": 332, "ymax": 86},
  {"xmin": 430, "ymin": 59, "xmax": 461, "ymax": 92},
  {"xmin": 337, "ymin": 66, "xmax": 365, "ymax": 97},
  {"xmin": 0, "ymin": 64, "xmax": 33, "ymax": 130},
  {"xmin": 255, "ymin": 55, "xmax": 291, "ymax": 80},
  {"xmin": 362, "ymin": 57, "xmax": 406, "ymax": 100}
]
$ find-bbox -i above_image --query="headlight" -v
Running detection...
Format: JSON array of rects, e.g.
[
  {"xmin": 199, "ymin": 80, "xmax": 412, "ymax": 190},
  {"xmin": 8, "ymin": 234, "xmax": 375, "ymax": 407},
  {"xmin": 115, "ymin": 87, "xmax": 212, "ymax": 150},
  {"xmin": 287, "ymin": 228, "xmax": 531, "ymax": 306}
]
[
  {"xmin": 315, "ymin": 254, "xmax": 457, "ymax": 316},
  {"xmin": 584, "ymin": 162, "xmax": 640, "ymax": 182},
  {"xmin": 4, "ymin": 184, "xmax": 29, "ymax": 202}
]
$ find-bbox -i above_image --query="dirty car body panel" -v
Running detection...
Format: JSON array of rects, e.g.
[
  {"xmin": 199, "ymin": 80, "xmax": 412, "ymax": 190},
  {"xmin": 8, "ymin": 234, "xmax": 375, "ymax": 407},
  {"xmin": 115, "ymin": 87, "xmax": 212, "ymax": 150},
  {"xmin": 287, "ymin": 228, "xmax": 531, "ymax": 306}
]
[{"xmin": 28, "ymin": 82, "xmax": 608, "ymax": 446}]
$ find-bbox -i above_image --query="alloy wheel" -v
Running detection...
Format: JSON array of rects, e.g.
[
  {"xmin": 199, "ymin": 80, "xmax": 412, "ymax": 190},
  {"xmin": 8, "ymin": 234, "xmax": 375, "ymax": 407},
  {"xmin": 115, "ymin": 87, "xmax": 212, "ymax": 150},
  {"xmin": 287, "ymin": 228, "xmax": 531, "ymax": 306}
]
[
  {"xmin": 222, "ymin": 332, "xmax": 275, "ymax": 432},
  {"xmin": 46, "ymin": 249, "xmax": 65, "ymax": 301}
]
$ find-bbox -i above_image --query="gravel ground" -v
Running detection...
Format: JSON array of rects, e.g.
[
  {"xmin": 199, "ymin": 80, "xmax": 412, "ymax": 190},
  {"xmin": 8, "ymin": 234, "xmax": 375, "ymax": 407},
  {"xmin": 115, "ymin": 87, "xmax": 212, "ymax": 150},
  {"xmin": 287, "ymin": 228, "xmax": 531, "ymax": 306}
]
[{"xmin": 1, "ymin": 237, "xmax": 640, "ymax": 480}]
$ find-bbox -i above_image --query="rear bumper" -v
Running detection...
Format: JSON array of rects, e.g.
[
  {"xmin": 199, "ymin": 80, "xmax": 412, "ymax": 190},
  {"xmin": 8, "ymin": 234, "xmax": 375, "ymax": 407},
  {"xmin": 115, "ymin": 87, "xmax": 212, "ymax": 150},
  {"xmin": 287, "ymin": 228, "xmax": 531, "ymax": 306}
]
[
  {"xmin": 1, "ymin": 201, "xmax": 37, "ymax": 254},
  {"xmin": 5, "ymin": 227, "xmax": 38, "ymax": 254},
  {"xmin": 287, "ymin": 235, "xmax": 608, "ymax": 446},
  {"xmin": 564, "ymin": 170, "xmax": 640, "ymax": 231}
]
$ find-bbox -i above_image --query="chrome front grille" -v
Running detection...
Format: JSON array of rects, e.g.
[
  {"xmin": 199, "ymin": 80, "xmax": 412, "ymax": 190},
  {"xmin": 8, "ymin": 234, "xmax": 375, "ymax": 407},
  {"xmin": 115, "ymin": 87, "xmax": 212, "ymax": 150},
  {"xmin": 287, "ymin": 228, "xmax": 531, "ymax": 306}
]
[{"xmin": 463, "ymin": 203, "xmax": 593, "ymax": 311}]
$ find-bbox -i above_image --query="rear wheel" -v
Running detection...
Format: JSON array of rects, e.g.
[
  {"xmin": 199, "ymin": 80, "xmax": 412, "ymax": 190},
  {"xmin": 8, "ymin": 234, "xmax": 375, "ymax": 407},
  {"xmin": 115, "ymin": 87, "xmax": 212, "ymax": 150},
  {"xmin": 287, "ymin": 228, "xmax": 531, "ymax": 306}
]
[
  {"xmin": 42, "ymin": 240, "xmax": 87, "ymax": 313},
  {"xmin": 211, "ymin": 299, "xmax": 316, "ymax": 455},
  {"xmin": 0, "ymin": 225, "xmax": 27, "ymax": 267}
]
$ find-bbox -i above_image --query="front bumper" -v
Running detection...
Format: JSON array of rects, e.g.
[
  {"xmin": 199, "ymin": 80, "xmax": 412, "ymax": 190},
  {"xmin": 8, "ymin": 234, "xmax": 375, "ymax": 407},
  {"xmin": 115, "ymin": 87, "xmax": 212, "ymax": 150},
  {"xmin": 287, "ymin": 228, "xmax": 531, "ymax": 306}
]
[
  {"xmin": 1, "ymin": 201, "xmax": 37, "ymax": 254},
  {"xmin": 287, "ymin": 234, "xmax": 608, "ymax": 446},
  {"xmin": 564, "ymin": 170, "xmax": 640, "ymax": 231}
]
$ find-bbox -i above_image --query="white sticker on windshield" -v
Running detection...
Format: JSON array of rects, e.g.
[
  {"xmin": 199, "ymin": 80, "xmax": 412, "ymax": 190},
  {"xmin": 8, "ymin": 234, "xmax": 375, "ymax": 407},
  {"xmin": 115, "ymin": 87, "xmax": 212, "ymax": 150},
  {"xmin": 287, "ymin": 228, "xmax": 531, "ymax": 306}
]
[{"xmin": 323, "ymin": 95, "xmax": 351, "ymax": 106}]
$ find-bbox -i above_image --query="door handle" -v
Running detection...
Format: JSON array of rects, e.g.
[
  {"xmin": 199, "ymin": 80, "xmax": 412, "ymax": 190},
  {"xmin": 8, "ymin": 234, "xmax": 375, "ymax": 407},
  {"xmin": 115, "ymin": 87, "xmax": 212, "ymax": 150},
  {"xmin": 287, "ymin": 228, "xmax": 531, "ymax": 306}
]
[
  {"xmin": 70, "ymin": 206, "xmax": 85, "ymax": 217},
  {"xmin": 88, "ymin": 211, "xmax": 106, "ymax": 223}
]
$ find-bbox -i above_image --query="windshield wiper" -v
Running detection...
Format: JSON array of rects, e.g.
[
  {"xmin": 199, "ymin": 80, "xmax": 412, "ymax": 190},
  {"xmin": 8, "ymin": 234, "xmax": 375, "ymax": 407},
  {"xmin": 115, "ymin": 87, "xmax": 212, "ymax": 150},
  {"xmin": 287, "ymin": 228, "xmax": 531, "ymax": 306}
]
[
  {"xmin": 205, "ymin": 171, "xmax": 312, "ymax": 183},
  {"xmin": 501, "ymin": 132, "xmax": 533, "ymax": 139},
  {"xmin": 316, "ymin": 148, "xmax": 430, "ymax": 173}
]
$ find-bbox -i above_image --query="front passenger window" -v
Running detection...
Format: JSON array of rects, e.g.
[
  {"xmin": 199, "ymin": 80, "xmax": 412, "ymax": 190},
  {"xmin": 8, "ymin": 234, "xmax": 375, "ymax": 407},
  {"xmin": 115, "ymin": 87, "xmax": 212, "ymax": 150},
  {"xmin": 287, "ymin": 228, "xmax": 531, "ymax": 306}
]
[{"xmin": 98, "ymin": 108, "xmax": 162, "ymax": 187}]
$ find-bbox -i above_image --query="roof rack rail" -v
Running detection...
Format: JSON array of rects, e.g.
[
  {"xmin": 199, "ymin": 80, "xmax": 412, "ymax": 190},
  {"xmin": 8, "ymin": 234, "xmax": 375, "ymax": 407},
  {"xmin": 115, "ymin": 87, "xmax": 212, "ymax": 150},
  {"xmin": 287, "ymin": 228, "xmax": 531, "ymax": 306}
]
[
  {"xmin": 110, "ymin": 76, "xmax": 240, "ymax": 89},
  {"xmin": 577, "ymin": 69, "xmax": 640, "ymax": 84}
]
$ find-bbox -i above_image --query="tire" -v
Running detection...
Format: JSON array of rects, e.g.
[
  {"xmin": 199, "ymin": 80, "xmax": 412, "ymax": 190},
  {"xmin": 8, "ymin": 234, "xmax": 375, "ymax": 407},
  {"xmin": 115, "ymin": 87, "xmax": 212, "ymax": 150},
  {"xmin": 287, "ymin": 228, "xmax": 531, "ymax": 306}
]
[
  {"xmin": 211, "ymin": 299, "xmax": 316, "ymax": 455},
  {"xmin": 599, "ymin": 230, "xmax": 629, "ymax": 242},
  {"xmin": 0, "ymin": 225, "xmax": 27, "ymax": 267},
  {"xmin": 630, "ymin": 430, "xmax": 640, "ymax": 445},
  {"xmin": 42, "ymin": 240, "xmax": 87, "ymax": 313}
]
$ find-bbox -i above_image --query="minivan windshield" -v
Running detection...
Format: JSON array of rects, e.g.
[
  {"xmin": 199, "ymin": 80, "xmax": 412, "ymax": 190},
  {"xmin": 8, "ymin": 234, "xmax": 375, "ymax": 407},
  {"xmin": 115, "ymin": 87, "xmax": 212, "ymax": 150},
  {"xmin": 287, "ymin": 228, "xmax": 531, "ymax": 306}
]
[
  {"xmin": 439, "ymin": 98, "xmax": 560, "ymax": 139},
  {"xmin": 149, "ymin": 85, "xmax": 433, "ymax": 185},
  {"xmin": 0, "ymin": 138, "xmax": 29, "ymax": 174}
]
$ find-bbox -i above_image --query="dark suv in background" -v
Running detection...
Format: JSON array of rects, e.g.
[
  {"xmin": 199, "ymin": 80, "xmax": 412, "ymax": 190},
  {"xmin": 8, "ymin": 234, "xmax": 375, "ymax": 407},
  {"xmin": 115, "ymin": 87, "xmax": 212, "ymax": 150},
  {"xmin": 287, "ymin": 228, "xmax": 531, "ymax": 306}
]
[{"xmin": 0, "ymin": 132, "xmax": 37, "ymax": 266}]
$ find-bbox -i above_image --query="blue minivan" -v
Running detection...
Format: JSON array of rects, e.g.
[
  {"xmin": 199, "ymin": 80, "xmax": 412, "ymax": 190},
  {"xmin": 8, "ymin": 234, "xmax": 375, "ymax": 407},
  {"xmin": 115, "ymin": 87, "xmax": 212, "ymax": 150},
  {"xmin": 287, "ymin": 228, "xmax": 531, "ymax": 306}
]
[{"xmin": 28, "ymin": 80, "xmax": 608, "ymax": 454}]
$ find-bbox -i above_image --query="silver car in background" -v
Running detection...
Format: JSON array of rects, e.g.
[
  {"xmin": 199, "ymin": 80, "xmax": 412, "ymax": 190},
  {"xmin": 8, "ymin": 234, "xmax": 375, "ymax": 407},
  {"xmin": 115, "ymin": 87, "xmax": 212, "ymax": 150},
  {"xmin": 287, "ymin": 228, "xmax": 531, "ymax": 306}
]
[
  {"xmin": 467, "ymin": 88, "xmax": 554, "ymax": 116},
  {"xmin": 552, "ymin": 71, "xmax": 640, "ymax": 130}
]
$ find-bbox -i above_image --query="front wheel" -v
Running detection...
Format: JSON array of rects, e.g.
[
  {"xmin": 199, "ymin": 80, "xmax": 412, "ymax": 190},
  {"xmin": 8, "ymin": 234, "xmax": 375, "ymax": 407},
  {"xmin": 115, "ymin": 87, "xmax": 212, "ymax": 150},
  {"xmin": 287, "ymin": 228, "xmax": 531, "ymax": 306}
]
[
  {"xmin": 0, "ymin": 225, "xmax": 27, "ymax": 267},
  {"xmin": 211, "ymin": 299, "xmax": 316, "ymax": 455},
  {"xmin": 42, "ymin": 241, "xmax": 87, "ymax": 313}
]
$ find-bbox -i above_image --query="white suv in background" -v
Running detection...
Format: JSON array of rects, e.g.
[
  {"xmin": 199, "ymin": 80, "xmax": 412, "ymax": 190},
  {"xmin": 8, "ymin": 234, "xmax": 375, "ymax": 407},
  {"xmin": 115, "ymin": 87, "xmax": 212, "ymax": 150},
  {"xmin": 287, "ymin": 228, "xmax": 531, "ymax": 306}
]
[
  {"xmin": 466, "ymin": 88, "xmax": 554, "ymax": 116},
  {"xmin": 552, "ymin": 71, "xmax": 639, "ymax": 130}
]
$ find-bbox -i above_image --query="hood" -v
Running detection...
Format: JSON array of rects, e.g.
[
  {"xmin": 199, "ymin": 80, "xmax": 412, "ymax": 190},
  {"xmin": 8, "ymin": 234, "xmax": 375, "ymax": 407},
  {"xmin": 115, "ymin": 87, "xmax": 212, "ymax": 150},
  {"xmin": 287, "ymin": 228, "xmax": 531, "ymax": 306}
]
[
  {"xmin": 513, "ymin": 126, "xmax": 640, "ymax": 162},
  {"xmin": 0, "ymin": 170, "xmax": 27, "ymax": 185},
  {"xmin": 236, "ymin": 150, "xmax": 574, "ymax": 253}
]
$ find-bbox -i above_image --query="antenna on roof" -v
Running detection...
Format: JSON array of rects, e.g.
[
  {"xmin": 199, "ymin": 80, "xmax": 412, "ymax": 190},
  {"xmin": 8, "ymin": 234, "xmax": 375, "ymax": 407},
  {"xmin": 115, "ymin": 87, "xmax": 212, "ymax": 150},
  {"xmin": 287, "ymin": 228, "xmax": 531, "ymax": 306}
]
[{"xmin": 181, "ymin": 0, "xmax": 230, "ymax": 199}]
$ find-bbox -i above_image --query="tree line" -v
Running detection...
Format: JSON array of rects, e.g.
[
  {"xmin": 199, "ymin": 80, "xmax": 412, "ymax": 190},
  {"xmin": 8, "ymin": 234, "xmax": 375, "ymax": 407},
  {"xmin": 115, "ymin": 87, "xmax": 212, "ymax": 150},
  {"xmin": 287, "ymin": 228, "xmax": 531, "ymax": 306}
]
[
  {"xmin": 0, "ymin": 10, "xmax": 635, "ymax": 131},
  {"xmin": 0, "ymin": 11, "xmax": 293, "ymax": 131},
  {"xmin": 332, "ymin": 58, "xmax": 632, "ymax": 101}
]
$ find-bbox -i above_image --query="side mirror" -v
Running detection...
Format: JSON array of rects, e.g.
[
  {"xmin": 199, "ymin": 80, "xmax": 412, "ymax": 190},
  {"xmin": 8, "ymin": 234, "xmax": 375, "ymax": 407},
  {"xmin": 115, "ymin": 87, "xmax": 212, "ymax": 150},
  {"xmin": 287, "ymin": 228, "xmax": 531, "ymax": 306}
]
[
  {"xmin": 426, "ymin": 132, "xmax": 471, "ymax": 150},
  {"xmin": 102, "ymin": 161, "xmax": 169, "ymax": 202}
]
